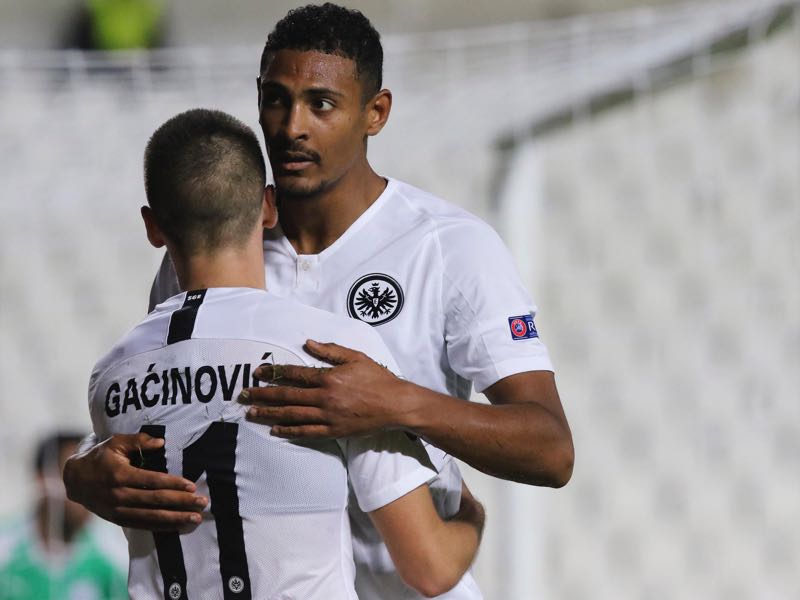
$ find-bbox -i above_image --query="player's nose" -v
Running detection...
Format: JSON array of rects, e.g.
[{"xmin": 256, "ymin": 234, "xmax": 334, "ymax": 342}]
[{"xmin": 284, "ymin": 104, "xmax": 310, "ymax": 140}]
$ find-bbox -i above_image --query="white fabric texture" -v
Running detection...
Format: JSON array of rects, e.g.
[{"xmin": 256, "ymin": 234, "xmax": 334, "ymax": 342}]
[
  {"xmin": 90, "ymin": 288, "xmax": 435, "ymax": 600},
  {"xmin": 150, "ymin": 178, "xmax": 555, "ymax": 600}
]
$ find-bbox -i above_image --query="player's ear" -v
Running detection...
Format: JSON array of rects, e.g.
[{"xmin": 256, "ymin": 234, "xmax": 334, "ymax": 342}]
[
  {"xmin": 365, "ymin": 88, "xmax": 392, "ymax": 137},
  {"xmin": 261, "ymin": 185, "xmax": 278, "ymax": 229},
  {"xmin": 141, "ymin": 206, "xmax": 166, "ymax": 248}
]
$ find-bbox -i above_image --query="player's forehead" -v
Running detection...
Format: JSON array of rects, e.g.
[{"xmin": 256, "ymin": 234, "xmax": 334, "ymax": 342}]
[{"xmin": 260, "ymin": 49, "xmax": 359, "ymax": 94}]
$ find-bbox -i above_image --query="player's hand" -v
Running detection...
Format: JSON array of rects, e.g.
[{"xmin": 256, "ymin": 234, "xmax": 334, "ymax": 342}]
[
  {"xmin": 453, "ymin": 481, "xmax": 485, "ymax": 541},
  {"xmin": 239, "ymin": 339, "xmax": 408, "ymax": 439},
  {"xmin": 63, "ymin": 433, "xmax": 207, "ymax": 531}
]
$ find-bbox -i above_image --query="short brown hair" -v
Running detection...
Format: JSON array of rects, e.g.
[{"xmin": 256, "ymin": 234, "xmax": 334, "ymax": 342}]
[{"xmin": 144, "ymin": 109, "xmax": 266, "ymax": 253}]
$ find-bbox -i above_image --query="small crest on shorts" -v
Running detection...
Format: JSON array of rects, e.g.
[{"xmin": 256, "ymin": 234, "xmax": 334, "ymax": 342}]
[
  {"xmin": 508, "ymin": 314, "xmax": 538, "ymax": 340},
  {"xmin": 228, "ymin": 576, "xmax": 246, "ymax": 594},
  {"xmin": 347, "ymin": 273, "xmax": 404, "ymax": 326}
]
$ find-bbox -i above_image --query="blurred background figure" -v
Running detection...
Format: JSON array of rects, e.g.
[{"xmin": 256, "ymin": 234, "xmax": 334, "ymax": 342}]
[
  {"xmin": 63, "ymin": 0, "xmax": 167, "ymax": 50},
  {"xmin": 0, "ymin": 432, "xmax": 127, "ymax": 600}
]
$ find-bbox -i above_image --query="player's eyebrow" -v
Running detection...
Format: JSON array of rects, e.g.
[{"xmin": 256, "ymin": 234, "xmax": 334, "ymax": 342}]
[
  {"xmin": 259, "ymin": 80, "xmax": 286, "ymax": 92},
  {"xmin": 260, "ymin": 80, "xmax": 344, "ymax": 96},
  {"xmin": 304, "ymin": 87, "xmax": 345, "ymax": 98}
]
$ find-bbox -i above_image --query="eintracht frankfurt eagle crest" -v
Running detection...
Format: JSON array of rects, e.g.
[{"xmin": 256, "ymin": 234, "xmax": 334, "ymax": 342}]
[{"xmin": 347, "ymin": 273, "xmax": 404, "ymax": 326}]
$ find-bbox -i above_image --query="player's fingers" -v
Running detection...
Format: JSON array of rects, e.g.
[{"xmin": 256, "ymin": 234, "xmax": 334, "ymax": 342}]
[
  {"xmin": 106, "ymin": 432, "xmax": 164, "ymax": 454},
  {"xmin": 111, "ymin": 507, "xmax": 203, "ymax": 531},
  {"xmin": 112, "ymin": 487, "xmax": 208, "ymax": 511},
  {"xmin": 269, "ymin": 424, "xmax": 333, "ymax": 439},
  {"xmin": 304, "ymin": 340, "xmax": 367, "ymax": 365},
  {"xmin": 132, "ymin": 432, "xmax": 166, "ymax": 451},
  {"xmin": 115, "ymin": 465, "xmax": 197, "ymax": 492},
  {"xmin": 238, "ymin": 385, "xmax": 323, "ymax": 408},
  {"xmin": 244, "ymin": 406, "xmax": 327, "ymax": 426},
  {"xmin": 252, "ymin": 363, "xmax": 329, "ymax": 387}
]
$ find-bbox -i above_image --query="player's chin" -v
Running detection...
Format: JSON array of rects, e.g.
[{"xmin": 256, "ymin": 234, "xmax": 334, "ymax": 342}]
[{"xmin": 274, "ymin": 176, "xmax": 326, "ymax": 200}]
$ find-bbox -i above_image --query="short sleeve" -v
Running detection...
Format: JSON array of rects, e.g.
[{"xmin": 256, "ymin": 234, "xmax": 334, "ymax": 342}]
[
  {"xmin": 148, "ymin": 252, "xmax": 180, "ymax": 312},
  {"xmin": 88, "ymin": 362, "xmax": 109, "ymax": 440},
  {"xmin": 439, "ymin": 219, "xmax": 554, "ymax": 393},
  {"xmin": 339, "ymin": 432, "xmax": 437, "ymax": 513},
  {"xmin": 317, "ymin": 318, "xmax": 435, "ymax": 512}
]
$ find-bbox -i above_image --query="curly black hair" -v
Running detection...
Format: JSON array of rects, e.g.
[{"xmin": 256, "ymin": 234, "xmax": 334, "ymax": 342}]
[{"xmin": 261, "ymin": 3, "xmax": 383, "ymax": 102}]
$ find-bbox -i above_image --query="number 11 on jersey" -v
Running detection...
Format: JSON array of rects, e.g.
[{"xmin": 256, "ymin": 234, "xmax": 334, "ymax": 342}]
[{"xmin": 140, "ymin": 423, "xmax": 252, "ymax": 600}]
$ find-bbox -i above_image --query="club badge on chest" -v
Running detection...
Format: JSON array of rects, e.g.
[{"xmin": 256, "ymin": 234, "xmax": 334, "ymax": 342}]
[{"xmin": 347, "ymin": 273, "xmax": 404, "ymax": 325}]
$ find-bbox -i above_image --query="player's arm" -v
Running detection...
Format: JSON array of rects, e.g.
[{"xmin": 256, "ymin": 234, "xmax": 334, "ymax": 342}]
[
  {"xmin": 63, "ymin": 433, "xmax": 208, "ymax": 530},
  {"xmin": 341, "ymin": 422, "xmax": 484, "ymax": 598},
  {"xmin": 405, "ymin": 368, "xmax": 571, "ymax": 486},
  {"xmin": 242, "ymin": 345, "xmax": 572, "ymax": 486},
  {"xmin": 369, "ymin": 482, "xmax": 484, "ymax": 598},
  {"xmin": 240, "ymin": 220, "xmax": 573, "ymax": 486}
]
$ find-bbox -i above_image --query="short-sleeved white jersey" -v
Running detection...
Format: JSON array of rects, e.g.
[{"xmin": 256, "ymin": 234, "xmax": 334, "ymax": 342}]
[
  {"xmin": 90, "ymin": 287, "xmax": 436, "ymax": 600},
  {"xmin": 151, "ymin": 178, "xmax": 554, "ymax": 600}
]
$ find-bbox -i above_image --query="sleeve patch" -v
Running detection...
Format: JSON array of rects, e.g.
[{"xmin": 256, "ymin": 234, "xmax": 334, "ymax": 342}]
[{"xmin": 508, "ymin": 314, "xmax": 539, "ymax": 340}]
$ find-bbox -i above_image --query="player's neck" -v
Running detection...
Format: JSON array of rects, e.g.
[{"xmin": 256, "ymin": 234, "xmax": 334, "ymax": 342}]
[
  {"xmin": 278, "ymin": 165, "xmax": 387, "ymax": 255},
  {"xmin": 171, "ymin": 243, "xmax": 266, "ymax": 293}
]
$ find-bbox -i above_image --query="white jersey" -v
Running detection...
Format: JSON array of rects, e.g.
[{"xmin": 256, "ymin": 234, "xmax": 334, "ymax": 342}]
[
  {"xmin": 151, "ymin": 178, "xmax": 554, "ymax": 600},
  {"xmin": 90, "ymin": 287, "xmax": 436, "ymax": 600}
]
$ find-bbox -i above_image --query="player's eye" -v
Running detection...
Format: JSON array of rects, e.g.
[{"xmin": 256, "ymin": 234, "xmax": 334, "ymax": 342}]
[
  {"xmin": 261, "ymin": 92, "xmax": 284, "ymax": 108},
  {"xmin": 312, "ymin": 98, "xmax": 335, "ymax": 112}
]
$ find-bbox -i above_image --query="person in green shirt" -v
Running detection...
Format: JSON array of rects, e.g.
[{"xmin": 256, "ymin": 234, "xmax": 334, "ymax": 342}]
[
  {"xmin": 0, "ymin": 432, "xmax": 127, "ymax": 600},
  {"xmin": 65, "ymin": 0, "xmax": 166, "ymax": 51}
]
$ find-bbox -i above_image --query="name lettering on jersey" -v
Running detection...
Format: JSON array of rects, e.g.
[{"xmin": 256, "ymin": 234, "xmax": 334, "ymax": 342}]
[
  {"xmin": 104, "ymin": 361, "xmax": 268, "ymax": 418},
  {"xmin": 508, "ymin": 314, "xmax": 539, "ymax": 340},
  {"xmin": 347, "ymin": 273, "xmax": 404, "ymax": 326}
]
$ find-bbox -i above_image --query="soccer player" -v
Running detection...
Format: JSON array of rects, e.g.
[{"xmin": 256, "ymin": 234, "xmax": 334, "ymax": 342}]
[
  {"xmin": 87, "ymin": 108, "xmax": 484, "ymax": 599},
  {"xmin": 65, "ymin": 4, "xmax": 573, "ymax": 599},
  {"xmin": 0, "ymin": 432, "xmax": 127, "ymax": 600}
]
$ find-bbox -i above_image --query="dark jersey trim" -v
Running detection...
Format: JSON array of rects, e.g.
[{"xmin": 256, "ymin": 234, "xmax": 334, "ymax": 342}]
[
  {"xmin": 167, "ymin": 290, "xmax": 207, "ymax": 345},
  {"xmin": 139, "ymin": 424, "xmax": 189, "ymax": 600},
  {"xmin": 183, "ymin": 422, "xmax": 252, "ymax": 599}
]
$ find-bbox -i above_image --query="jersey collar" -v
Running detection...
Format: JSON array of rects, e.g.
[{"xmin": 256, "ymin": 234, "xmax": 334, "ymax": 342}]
[{"xmin": 267, "ymin": 177, "xmax": 397, "ymax": 262}]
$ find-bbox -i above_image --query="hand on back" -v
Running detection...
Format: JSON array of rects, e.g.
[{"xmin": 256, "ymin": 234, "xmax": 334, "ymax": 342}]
[
  {"xmin": 63, "ymin": 432, "xmax": 207, "ymax": 531},
  {"xmin": 240, "ymin": 339, "xmax": 408, "ymax": 439}
]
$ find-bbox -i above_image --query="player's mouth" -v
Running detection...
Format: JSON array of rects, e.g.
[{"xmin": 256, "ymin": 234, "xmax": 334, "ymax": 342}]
[{"xmin": 275, "ymin": 152, "xmax": 318, "ymax": 172}]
